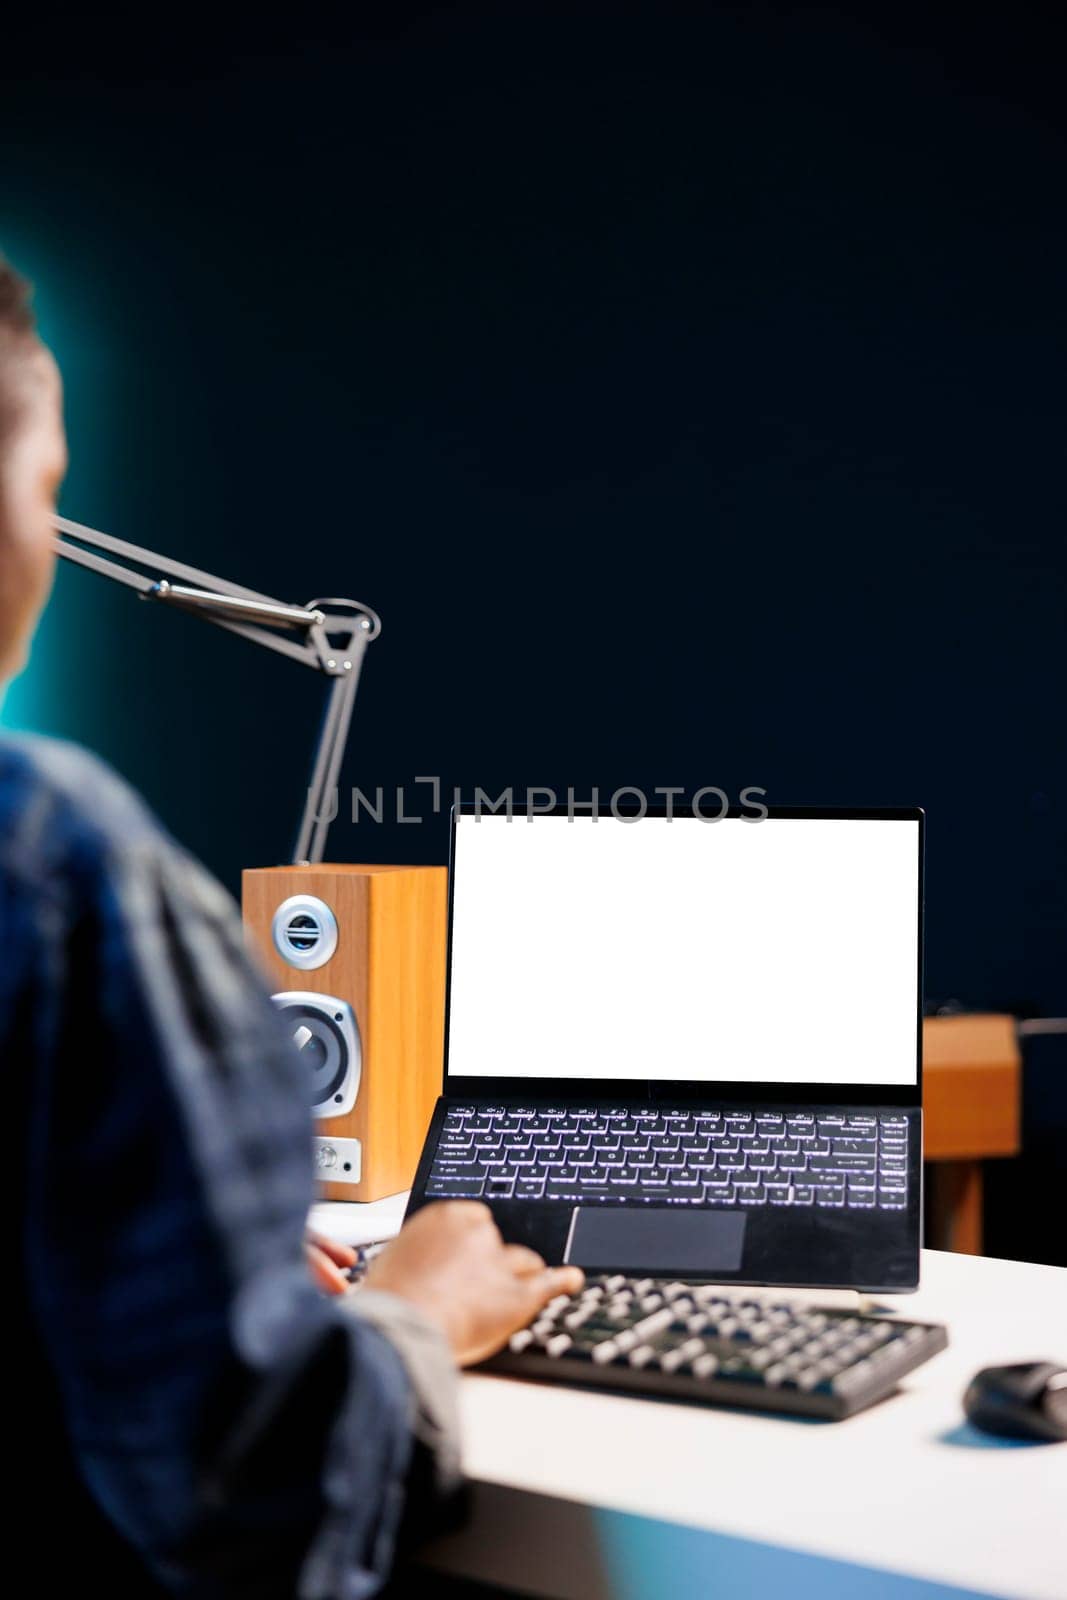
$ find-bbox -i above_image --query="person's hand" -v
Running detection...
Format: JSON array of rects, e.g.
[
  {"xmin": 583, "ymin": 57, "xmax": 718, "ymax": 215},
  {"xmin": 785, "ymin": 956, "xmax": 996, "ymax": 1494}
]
[
  {"xmin": 364, "ymin": 1201, "xmax": 584, "ymax": 1366},
  {"xmin": 305, "ymin": 1229, "xmax": 357, "ymax": 1294}
]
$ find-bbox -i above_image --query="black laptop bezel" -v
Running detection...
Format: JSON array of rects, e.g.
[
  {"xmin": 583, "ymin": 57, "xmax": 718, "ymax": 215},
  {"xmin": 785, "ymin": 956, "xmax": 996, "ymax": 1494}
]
[{"xmin": 441, "ymin": 800, "xmax": 924, "ymax": 1111}]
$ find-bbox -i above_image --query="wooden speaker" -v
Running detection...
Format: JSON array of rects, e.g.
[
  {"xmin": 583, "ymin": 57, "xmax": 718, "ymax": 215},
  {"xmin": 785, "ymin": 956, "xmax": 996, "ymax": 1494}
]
[{"xmin": 242, "ymin": 864, "xmax": 447, "ymax": 1201}]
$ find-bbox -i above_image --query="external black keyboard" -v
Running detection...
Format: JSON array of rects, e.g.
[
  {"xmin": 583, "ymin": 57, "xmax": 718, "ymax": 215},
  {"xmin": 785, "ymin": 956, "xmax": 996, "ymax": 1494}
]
[
  {"xmin": 426, "ymin": 1106, "xmax": 910, "ymax": 1211},
  {"xmin": 485, "ymin": 1275, "xmax": 947, "ymax": 1420}
]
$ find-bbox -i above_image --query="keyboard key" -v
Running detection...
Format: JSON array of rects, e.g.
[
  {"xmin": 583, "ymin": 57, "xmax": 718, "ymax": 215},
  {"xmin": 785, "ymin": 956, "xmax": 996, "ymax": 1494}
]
[
  {"xmin": 427, "ymin": 1176, "xmax": 485, "ymax": 1197},
  {"xmin": 546, "ymin": 1178, "xmax": 583, "ymax": 1200},
  {"xmin": 432, "ymin": 1161, "xmax": 489, "ymax": 1180},
  {"xmin": 515, "ymin": 1176, "xmax": 546, "ymax": 1198},
  {"xmin": 809, "ymin": 1155, "xmax": 876, "ymax": 1172}
]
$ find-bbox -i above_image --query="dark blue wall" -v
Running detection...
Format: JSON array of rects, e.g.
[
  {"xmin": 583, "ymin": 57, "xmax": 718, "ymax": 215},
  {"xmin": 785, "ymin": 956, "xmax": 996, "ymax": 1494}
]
[{"xmin": 3, "ymin": 6, "xmax": 1064, "ymax": 1035}]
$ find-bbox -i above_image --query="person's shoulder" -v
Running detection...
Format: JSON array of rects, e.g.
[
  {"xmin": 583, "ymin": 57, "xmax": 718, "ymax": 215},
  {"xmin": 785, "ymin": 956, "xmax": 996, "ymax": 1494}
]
[{"xmin": 0, "ymin": 733, "xmax": 166, "ymax": 882}]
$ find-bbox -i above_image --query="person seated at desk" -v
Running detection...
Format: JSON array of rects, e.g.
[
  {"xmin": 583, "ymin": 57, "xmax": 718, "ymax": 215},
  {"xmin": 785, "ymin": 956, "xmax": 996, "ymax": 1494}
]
[{"xmin": 0, "ymin": 255, "xmax": 583, "ymax": 1597}]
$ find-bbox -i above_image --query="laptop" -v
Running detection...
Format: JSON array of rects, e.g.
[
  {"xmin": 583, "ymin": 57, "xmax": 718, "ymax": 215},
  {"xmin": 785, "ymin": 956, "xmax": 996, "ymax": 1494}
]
[{"xmin": 407, "ymin": 801, "xmax": 924, "ymax": 1292}]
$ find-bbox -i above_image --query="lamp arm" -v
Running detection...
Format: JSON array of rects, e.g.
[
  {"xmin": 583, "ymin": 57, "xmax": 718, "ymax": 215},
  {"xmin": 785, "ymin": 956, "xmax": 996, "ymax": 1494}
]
[
  {"xmin": 55, "ymin": 515, "xmax": 293, "ymax": 608},
  {"xmin": 294, "ymin": 653, "xmax": 367, "ymax": 865},
  {"xmin": 51, "ymin": 515, "xmax": 381, "ymax": 864}
]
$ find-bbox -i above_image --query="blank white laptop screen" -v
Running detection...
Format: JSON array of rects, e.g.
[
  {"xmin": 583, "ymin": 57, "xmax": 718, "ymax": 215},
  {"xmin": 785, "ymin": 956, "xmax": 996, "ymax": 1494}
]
[{"xmin": 447, "ymin": 814, "xmax": 920, "ymax": 1087}]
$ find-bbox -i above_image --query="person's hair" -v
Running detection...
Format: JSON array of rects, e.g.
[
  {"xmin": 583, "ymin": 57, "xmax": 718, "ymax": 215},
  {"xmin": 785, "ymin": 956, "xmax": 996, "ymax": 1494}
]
[
  {"xmin": 0, "ymin": 257, "xmax": 40, "ymax": 442},
  {"xmin": 0, "ymin": 256, "xmax": 36, "ymax": 342}
]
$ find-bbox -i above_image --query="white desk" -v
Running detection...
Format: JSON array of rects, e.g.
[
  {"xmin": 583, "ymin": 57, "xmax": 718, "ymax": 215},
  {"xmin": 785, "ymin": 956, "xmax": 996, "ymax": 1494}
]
[
  {"xmin": 314, "ymin": 1204, "xmax": 1066, "ymax": 1600},
  {"xmin": 310, "ymin": 1193, "xmax": 409, "ymax": 1249}
]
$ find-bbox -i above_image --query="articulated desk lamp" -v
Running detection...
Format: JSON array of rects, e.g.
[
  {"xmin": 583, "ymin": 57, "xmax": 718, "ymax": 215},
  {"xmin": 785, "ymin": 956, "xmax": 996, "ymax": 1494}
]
[
  {"xmin": 54, "ymin": 516, "xmax": 446, "ymax": 1204},
  {"xmin": 53, "ymin": 515, "xmax": 380, "ymax": 865}
]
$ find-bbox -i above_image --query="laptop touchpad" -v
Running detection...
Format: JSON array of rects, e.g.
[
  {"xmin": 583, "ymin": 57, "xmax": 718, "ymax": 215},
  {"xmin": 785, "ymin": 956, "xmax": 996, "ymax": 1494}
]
[{"xmin": 565, "ymin": 1207, "xmax": 746, "ymax": 1275}]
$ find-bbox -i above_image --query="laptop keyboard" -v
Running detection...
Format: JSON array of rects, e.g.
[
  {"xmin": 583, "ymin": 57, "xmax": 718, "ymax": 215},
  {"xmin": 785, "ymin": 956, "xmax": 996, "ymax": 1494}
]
[{"xmin": 425, "ymin": 1107, "xmax": 910, "ymax": 1211}]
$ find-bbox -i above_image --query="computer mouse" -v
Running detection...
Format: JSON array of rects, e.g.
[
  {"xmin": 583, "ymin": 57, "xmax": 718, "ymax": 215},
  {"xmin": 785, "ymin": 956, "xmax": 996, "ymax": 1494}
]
[{"xmin": 963, "ymin": 1362, "xmax": 1067, "ymax": 1443}]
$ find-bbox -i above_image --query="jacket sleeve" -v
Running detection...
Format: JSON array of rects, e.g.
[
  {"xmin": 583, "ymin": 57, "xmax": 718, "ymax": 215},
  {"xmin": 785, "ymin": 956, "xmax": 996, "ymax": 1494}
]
[{"xmin": 22, "ymin": 801, "xmax": 458, "ymax": 1599}]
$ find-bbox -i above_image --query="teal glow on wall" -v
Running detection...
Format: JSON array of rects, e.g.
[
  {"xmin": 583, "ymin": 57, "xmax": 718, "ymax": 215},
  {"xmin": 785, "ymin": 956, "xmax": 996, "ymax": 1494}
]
[{"xmin": 0, "ymin": 225, "xmax": 119, "ymax": 740}]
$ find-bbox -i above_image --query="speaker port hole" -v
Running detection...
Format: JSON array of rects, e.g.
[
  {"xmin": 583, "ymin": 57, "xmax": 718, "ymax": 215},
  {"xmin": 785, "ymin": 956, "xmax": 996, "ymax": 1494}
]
[{"xmin": 343, "ymin": 1162, "xmax": 352, "ymax": 1172}]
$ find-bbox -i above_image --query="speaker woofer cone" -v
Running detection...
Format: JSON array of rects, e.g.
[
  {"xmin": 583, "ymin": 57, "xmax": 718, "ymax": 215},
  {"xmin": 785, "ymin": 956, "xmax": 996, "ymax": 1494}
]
[
  {"xmin": 285, "ymin": 1004, "xmax": 349, "ymax": 1104},
  {"xmin": 270, "ymin": 991, "xmax": 361, "ymax": 1118}
]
